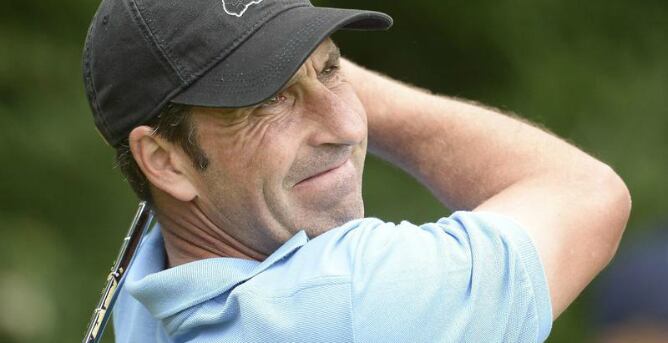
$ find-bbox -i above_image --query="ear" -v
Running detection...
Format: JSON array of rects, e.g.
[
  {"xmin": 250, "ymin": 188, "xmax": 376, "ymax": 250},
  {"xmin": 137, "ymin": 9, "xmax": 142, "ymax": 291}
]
[{"xmin": 129, "ymin": 126, "xmax": 199, "ymax": 202}]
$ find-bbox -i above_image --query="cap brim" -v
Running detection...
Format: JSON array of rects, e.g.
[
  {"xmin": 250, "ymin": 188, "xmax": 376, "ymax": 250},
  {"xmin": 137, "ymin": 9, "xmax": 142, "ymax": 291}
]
[{"xmin": 170, "ymin": 6, "xmax": 392, "ymax": 108}]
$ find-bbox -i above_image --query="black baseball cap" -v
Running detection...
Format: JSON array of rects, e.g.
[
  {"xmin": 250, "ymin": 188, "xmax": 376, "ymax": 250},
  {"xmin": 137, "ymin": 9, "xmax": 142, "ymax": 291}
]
[{"xmin": 82, "ymin": 0, "xmax": 392, "ymax": 147}]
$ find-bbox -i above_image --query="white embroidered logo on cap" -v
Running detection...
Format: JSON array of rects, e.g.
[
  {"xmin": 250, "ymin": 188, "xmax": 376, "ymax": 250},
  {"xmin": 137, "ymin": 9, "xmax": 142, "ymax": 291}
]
[{"xmin": 222, "ymin": 0, "xmax": 264, "ymax": 18}]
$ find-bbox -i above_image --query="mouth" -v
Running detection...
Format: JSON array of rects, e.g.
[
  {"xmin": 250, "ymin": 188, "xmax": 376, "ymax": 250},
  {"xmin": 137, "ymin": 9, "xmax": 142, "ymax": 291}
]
[{"xmin": 294, "ymin": 158, "xmax": 350, "ymax": 187}]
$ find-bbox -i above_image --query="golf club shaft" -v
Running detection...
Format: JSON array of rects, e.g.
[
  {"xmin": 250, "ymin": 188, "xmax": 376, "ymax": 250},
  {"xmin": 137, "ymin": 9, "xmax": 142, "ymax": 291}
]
[{"xmin": 83, "ymin": 201, "xmax": 154, "ymax": 343}]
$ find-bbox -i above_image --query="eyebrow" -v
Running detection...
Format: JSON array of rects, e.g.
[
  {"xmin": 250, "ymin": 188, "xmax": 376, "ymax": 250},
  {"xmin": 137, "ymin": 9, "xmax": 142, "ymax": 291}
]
[{"xmin": 326, "ymin": 44, "xmax": 341, "ymax": 67}]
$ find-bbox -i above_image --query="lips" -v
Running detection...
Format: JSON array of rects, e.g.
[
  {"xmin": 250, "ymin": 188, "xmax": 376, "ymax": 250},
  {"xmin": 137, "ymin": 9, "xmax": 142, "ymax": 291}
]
[{"xmin": 294, "ymin": 157, "xmax": 349, "ymax": 186}]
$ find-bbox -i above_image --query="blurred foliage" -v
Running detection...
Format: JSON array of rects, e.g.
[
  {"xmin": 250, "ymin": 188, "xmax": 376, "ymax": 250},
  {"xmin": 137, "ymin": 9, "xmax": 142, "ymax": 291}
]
[{"xmin": 0, "ymin": 0, "xmax": 666, "ymax": 342}]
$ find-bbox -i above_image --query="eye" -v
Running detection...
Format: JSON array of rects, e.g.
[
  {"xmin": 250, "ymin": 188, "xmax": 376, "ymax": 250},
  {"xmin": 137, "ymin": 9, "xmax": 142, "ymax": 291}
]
[
  {"xmin": 321, "ymin": 65, "xmax": 339, "ymax": 76},
  {"xmin": 260, "ymin": 93, "xmax": 287, "ymax": 107}
]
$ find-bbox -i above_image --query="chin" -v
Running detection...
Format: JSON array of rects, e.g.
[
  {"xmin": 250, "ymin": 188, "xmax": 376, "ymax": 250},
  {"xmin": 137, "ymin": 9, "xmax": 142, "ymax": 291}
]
[{"xmin": 301, "ymin": 198, "xmax": 364, "ymax": 238}]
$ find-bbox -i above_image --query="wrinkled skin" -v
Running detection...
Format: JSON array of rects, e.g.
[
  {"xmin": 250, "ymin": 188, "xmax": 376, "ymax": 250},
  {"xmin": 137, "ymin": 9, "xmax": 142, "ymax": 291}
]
[{"xmin": 139, "ymin": 39, "xmax": 369, "ymax": 262}]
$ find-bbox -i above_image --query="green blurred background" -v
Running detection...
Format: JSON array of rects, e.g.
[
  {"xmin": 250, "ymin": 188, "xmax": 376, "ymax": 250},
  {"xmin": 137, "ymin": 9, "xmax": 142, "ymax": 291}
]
[{"xmin": 1, "ymin": 0, "xmax": 666, "ymax": 342}]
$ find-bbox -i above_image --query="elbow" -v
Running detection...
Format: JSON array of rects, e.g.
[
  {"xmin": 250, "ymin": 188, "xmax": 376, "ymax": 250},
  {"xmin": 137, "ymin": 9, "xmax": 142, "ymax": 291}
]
[{"xmin": 594, "ymin": 164, "xmax": 632, "ymax": 265}]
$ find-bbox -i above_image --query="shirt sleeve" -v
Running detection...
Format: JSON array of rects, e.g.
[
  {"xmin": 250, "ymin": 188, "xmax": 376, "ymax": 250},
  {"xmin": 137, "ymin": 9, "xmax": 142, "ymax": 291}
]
[{"xmin": 348, "ymin": 211, "xmax": 553, "ymax": 343}]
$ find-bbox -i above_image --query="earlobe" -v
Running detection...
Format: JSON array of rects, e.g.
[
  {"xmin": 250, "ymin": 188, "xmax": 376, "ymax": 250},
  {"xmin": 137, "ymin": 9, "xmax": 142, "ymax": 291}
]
[{"xmin": 129, "ymin": 126, "xmax": 199, "ymax": 202}]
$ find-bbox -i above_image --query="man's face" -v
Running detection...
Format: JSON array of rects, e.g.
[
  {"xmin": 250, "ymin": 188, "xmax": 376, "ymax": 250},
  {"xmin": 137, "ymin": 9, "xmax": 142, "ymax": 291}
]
[{"xmin": 188, "ymin": 39, "xmax": 367, "ymax": 254}]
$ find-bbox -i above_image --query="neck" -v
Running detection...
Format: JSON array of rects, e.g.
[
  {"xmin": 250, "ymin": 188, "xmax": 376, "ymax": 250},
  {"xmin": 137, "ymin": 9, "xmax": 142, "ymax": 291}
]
[{"xmin": 152, "ymin": 193, "xmax": 267, "ymax": 267}]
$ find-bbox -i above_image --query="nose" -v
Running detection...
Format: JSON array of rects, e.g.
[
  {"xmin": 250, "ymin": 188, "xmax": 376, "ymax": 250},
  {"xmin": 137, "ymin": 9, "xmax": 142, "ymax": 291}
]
[{"xmin": 302, "ymin": 83, "xmax": 366, "ymax": 147}]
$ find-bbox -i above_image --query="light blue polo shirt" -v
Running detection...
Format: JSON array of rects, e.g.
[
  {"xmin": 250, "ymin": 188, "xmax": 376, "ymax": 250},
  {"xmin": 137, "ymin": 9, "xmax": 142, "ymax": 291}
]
[{"xmin": 113, "ymin": 211, "xmax": 552, "ymax": 342}]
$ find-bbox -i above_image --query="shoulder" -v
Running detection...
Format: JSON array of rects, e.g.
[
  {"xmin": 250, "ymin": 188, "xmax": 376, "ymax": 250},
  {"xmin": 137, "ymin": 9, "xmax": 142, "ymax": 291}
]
[
  {"xmin": 278, "ymin": 211, "xmax": 553, "ymax": 342},
  {"xmin": 264, "ymin": 211, "xmax": 546, "ymax": 292}
]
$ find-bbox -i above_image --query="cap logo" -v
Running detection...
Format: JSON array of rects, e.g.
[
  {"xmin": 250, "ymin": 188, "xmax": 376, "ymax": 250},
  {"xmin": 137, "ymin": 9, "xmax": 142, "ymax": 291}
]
[{"xmin": 222, "ymin": 0, "xmax": 264, "ymax": 18}]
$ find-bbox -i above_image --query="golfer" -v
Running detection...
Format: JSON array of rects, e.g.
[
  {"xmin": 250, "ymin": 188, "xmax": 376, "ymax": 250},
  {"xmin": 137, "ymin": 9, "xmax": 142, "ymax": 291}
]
[{"xmin": 82, "ymin": 0, "xmax": 631, "ymax": 341}]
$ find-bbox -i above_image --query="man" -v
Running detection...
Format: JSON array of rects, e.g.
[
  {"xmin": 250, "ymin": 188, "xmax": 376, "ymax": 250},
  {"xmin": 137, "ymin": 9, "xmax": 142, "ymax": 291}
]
[{"xmin": 83, "ymin": 0, "xmax": 631, "ymax": 342}]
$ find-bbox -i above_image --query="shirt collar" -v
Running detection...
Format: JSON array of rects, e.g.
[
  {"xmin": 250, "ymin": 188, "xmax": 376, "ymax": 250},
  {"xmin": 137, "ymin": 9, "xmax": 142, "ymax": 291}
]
[{"xmin": 125, "ymin": 224, "xmax": 310, "ymax": 319}]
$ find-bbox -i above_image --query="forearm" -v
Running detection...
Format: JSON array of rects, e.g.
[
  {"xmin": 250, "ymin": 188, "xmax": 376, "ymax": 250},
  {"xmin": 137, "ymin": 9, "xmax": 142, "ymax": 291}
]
[{"xmin": 343, "ymin": 58, "xmax": 608, "ymax": 210}]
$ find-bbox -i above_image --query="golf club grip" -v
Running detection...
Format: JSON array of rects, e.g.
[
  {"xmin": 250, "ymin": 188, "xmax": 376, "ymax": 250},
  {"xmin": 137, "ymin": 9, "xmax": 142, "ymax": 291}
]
[{"xmin": 83, "ymin": 201, "xmax": 154, "ymax": 343}]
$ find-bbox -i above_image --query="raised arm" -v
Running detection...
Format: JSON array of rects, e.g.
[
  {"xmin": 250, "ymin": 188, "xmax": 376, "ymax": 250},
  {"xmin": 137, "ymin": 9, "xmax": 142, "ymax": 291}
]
[{"xmin": 342, "ymin": 58, "xmax": 631, "ymax": 319}]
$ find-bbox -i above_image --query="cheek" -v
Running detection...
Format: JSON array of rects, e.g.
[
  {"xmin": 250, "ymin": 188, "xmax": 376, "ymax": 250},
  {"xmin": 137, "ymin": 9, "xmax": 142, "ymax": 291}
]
[
  {"xmin": 220, "ymin": 121, "xmax": 301, "ymax": 192},
  {"xmin": 200, "ymin": 113, "xmax": 290, "ymax": 168}
]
